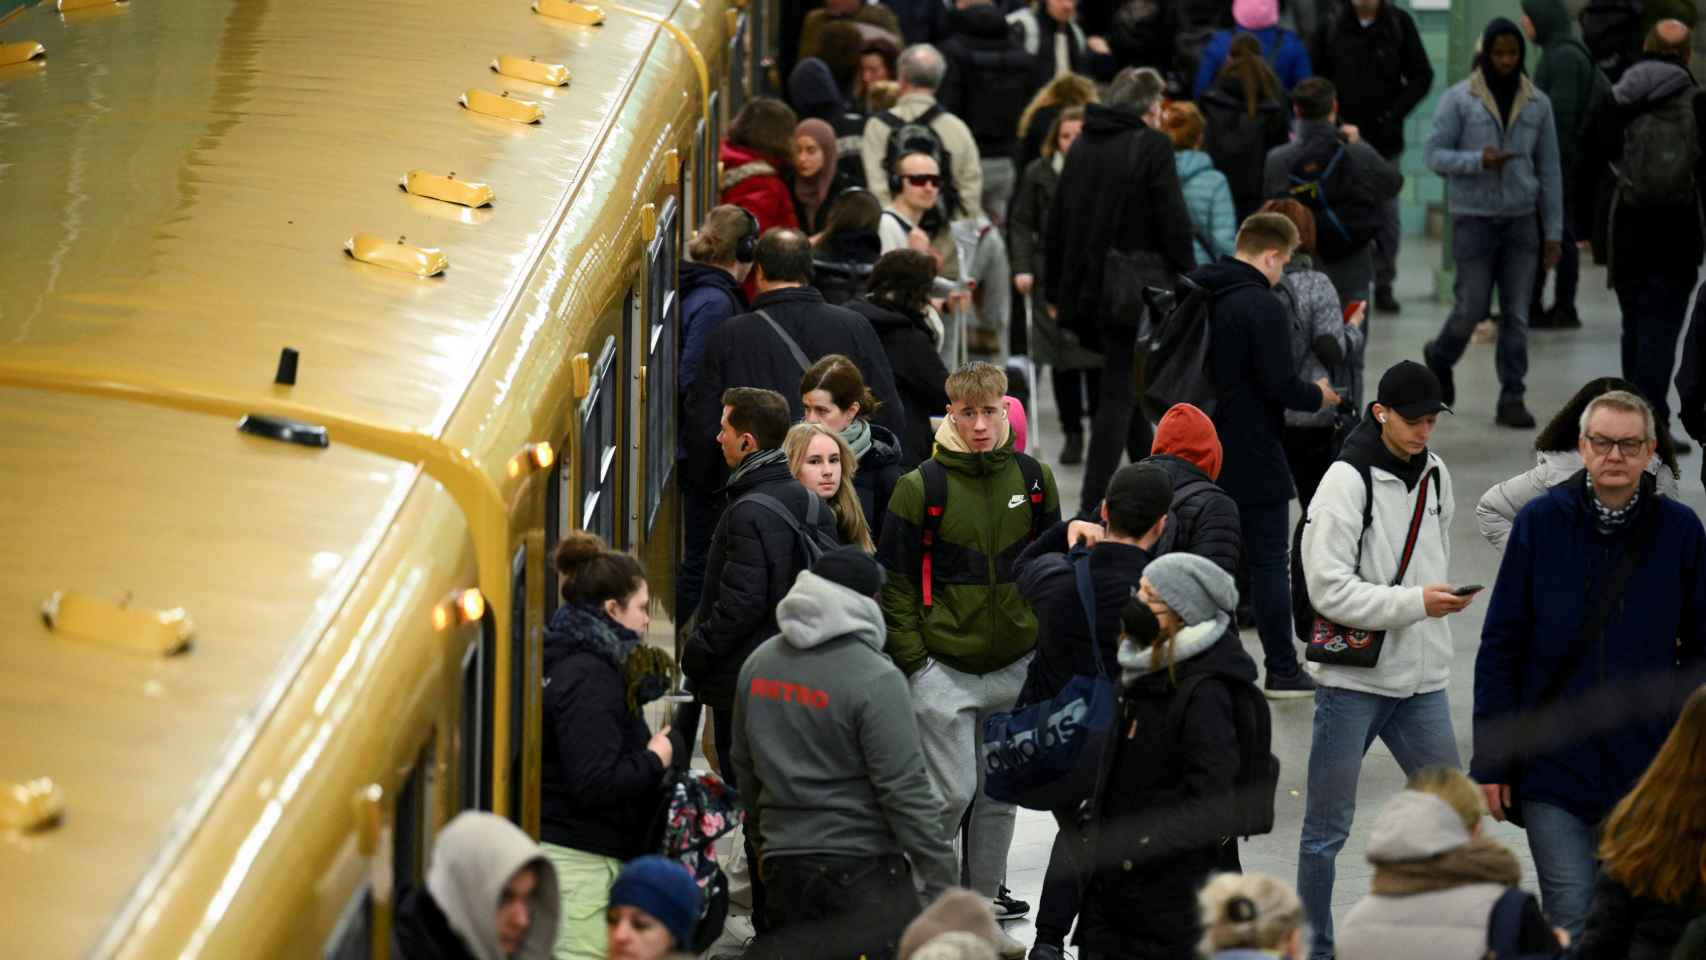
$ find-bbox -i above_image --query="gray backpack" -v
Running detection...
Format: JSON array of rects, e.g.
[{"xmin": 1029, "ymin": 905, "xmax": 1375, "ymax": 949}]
[{"xmin": 1619, "ymin": 90, "xmax": 1700, "ymax": 208}]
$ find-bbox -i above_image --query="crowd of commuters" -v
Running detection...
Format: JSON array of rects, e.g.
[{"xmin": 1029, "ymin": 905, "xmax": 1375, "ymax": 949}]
[{"xmin": 395, "ymin": 3, "xmax": 1706, "ymax": 959}]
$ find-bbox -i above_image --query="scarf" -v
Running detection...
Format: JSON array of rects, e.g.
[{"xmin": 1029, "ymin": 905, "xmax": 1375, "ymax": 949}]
[
  {"xmin": 1051, "ymin": 151, "xmax": 1065, "ymax": 174},
  {"xmin": 793, "ymin": 118, "xmax": 838, "ymax": 228},
  {"xmin": 1118, "ymin": 616, "xmax": 1226, "ymax": 687},
  {"xmin": 841, "ymin": 416, "xmax": 873, "ymax": 460},
  {"xmin": 1370, "ymin": 835, "xmax": 1522, "ymax": 896},
  {"xmin": 730, "ymin": 446, "xmax": 787, "ymax": 486},
  {"xmin": 546, "ymin": 604, "xmax": 677, "ymax": 713},
  {"xmin": 1588, "ymin": 480, "xmax": 1641, "ymax": 535}
]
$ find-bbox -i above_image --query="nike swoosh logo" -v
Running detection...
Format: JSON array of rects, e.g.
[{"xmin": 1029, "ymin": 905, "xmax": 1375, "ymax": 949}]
[{"xmin": 1008, "ymin": 494, "xmax": 1026, "ymax": 509}]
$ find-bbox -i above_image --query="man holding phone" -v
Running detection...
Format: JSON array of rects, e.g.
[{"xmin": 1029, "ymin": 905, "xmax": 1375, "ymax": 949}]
[
  {"xmin": 1423, "ymin": 17, "xmax": 1563, "ymax": 431},
  {"xmin": 1294, "ymin": 360, "xmax": 1475, "ymax": 960}
]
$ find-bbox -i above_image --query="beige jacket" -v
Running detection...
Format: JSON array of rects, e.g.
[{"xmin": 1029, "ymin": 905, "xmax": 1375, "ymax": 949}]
[{"xmin": 860, "ymin": 91, "xmax": 984, "ymax": 219}]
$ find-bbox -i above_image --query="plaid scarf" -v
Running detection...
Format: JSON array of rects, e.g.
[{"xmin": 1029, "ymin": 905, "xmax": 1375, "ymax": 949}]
[{"xmin": 1588, "ymin": 480, "xmax": 1641, "ymax": 535}]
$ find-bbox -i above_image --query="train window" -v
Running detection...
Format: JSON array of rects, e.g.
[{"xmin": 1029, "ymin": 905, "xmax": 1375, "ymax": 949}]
[
  {"xmin": 507, "ymin": 545, "xmax": 527, "ymax": 822},
  {"xmin": 644, "ymin": 198, "xmax": 680, "ymax": 534},
  {"xmin": 748, "ymin": 2, "xmax": 766, "ymax": 96},
  {"xmin": 546, "ymin": 453, "xmax": 565, "ymax": 623},
  {"xmin": 322, "ymin": 886, "xmax": 371, "ymax": 960},
  {"xmin": 728, "ymin": 14, "xmax": 748, "ymax": 116},
  {"xmin": 458, "ymin": 619, "xmax": 492, "ymax": 811},
  {"xmin": 705, "ymin": 92, "xmax": 721, "ymax": 212},
  {"xmin": 580, "ymin": 335, "xmax": 619, "ymax": 544},
  {"xmin": 393, "ymin": 741, "xmax": 432, "ymax": 897},
  {"xmin": 688, "ymin": 119, "xmax": 704, "ymax": 223}
]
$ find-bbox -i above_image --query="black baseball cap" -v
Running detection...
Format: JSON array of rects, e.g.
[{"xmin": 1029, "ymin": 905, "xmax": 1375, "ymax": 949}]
[
  {"xmin": 1103, "ymin": 462, "xmax": 1174, "ymax": 533},
  {"xmin": 1377, "ymin": 360, "xmax": 1453, "ymax": 418}
]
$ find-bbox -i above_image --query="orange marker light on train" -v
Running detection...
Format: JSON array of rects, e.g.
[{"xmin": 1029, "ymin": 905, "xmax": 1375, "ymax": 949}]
[{"xmin": 457, "ymin": 588, "xmax": 486, "ymax": 623}]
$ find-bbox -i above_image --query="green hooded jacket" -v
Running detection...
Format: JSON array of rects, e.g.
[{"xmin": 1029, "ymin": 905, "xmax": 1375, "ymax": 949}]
[
  {"xmin": 876, "ymin": 419, "xmax": 1061, "ymax": 677},
  {"xmin": 1523, "ymin": 0, "xmax": 1610, "ymax": 170}
]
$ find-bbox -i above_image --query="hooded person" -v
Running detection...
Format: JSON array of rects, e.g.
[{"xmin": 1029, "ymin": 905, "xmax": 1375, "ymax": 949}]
[
  {"xmin": 791, "ymin": 117, "xmax": 855, "ymax": 234},
  {"xmin": 1074, "ymin": 552, "xmax": 1261, "ymax": 957},
  {"xmin": 1520, "ymin": 0, "xmax": 1600, "ymax": 328},
  {"xmin": 731, "ymin": 546, "xmax": 958, "ymax": 960},
  {"xmin": 1336, "ymin": 771, "xmax": 1567, "ymax": 960},
  {"xmin": 393, "ymin": 811, "xmax": 562, "ymax": 960},
  {"xmin": 1145, "ymin": 403, "xmax": 1242, "ymax": 577}
]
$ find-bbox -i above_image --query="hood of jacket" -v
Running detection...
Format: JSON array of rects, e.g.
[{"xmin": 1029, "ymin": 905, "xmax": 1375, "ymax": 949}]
[
  {"xmin": 933, "ymin": 412, "xmax": 1014, "ymax": 471},
  {"xmin": 1082, "ymin": 102, "xmax": 1148, "ymax": 138},
  {"xmin": 855, "ymin": 296, "xmax": 927, "ymax": 334},
  {"xmin": 682, "ymin": 260, "xmax": 746, "ymax": 300},
  {"xmin": 1189, "ymin": 256, "xmax": 1272, "ymax": 295},
  {"xmin": 427, "ymin": 813, "xmax": 561, "ymax": 960},
  {"xmin": 1152, "ymin": 403, "xmax": 1223, "ymax": 481},
  {"xmin": 946, "ymin": 3, "xmax": 1011, "ymax": 39},
  {"xmin": 1174, "ymin": 148, "xmax": 1217, "ymax": 183},
  {"xmin": 787, "ymin": 57, "xmax": 844, "ymax": 120},
  {"xmin": 1366, "ymin": 790, "xmax": 1471, "ymax": 863},
  {"xmin": 1519, "ymin": 0, "xmax": 1572, "ymax": 47},
  {"xmin": 777, "ymin": 569, "xmax": 887, "ymax": 653},
  {"xmin": 1340, "ymin": 412, "xmax": 1429, "ymax": 490},
  {"xmin": 861, "ymin": 422, "xmax": 905, "ymax": 468},
  {"xmin": 1614, "ymin": 56, "xmax": 1696, "ymax": 107}
]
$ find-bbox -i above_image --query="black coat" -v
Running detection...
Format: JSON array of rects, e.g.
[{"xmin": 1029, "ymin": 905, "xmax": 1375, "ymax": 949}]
[
  {"xmin": 1144, "ymin": 454, "xmax": 1242, "ymax": 576},
  {"xmin": 812, "ymin": 229, "xmax": 882, "ymax": 306},
  {"xmin": 1076, "ymin": 630, "xmax": 1257, "ymax": 957},
  {"xmin": 1314, "ymin": 0, "xmax": 1434, "ymax": 157},
  {"xmin": 847, "ymin": 298, "xmax": 950, "ymax": 467},
  {"xmin": 392, "ymin": 887, "xmax": 477, "ymax": 960},
  {"xmin": 684, "ymin": 457, "xmax": 842, "ymax": 708},
  {"xmin": 854, "ymin": 422, "xmax": 906, "ymax": 536},
  {"xmin": 938, "ymin": 5, "xmax": 1032, "ymax": 159},
  {"xmin": 1013, "ymin": 528, "xmax": 1155, "ymax": 707},
  {"xmin": 1044, "ymin": 104, "xmax": 1196, "ymax": 348},
  {"xmin": 1199, "ymin": 76, "xmax": 1291, "ymax": 218},
  {"xmin": 685, "ymin": 285, "xmax": 907, "ymax": 492},
  {"xmin": 794, "ymin": 166, "xmax": 859, "ymax": 235},
  {"xmin": 540, "ymin": 609, "xmax": 667, "ymax": 859},
  {"xmin": 1574, "ymin": 874, "xmax": 1706, "ymax": 960},
  {"xmin": 1196, "ymin": 258, "xmax": 1325, "ymax": 505}
]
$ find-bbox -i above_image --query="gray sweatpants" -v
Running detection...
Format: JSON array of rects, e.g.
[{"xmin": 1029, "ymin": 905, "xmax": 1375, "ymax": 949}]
[{"xmin": 910, "ymin": 653, "xmax": 1032, "ymax": 898}]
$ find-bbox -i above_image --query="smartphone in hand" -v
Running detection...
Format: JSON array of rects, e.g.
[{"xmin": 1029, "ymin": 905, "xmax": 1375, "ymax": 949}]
[
  {"xmin": 1451, "ymin": 584, "xmax": 1485, "ymax": 597},
  {"xmin": 1343, "ymin": 300, "xmax": 1366, "ymax": 323}
]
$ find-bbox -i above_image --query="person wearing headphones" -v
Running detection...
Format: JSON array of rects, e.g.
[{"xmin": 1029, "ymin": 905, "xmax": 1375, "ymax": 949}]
[
  {"xmin": 879, "ymin": 150, "xmax": 961, "ymax": 282},
  {"xmin": 679, "ymin": 204, "xmax": 759, "ymax": 619}
]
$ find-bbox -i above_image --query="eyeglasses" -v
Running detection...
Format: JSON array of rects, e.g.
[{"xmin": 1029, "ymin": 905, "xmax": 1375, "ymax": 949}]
[
  {"xmin": 950, "ymin": 406, "xmax": 1007, "ymax": 425},
  {"xmin": 1585, "ymin": 434, "xmax": 1650, "ymax": 458},
  {"xmin": 902, "ymin": 173, "xmax": 942, "ymax": 188}
]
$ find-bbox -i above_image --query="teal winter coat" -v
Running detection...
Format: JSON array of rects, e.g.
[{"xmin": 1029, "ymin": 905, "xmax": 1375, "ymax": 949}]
[{"xmin": 1175, "ymin": 149, "xmax": 1237, "ymax": 266}]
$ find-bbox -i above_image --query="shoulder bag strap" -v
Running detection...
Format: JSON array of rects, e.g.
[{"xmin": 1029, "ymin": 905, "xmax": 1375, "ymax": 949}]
[
  {"xmin": 1390, "ymin": 469, "xmax": 1436, "ymax": 586},
  {"xmin": 1070, "ymin": 546, "xmax": 1106, "ymax": 680},
  {"xmin": 755, "ymin": 309, "xmax": 812, "ymax": 376}
]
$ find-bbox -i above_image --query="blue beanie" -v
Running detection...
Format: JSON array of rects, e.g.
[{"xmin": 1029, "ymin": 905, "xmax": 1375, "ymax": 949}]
[{"xmin": 608, "ymin": 856, "xmax": 701, "ymax": 948}]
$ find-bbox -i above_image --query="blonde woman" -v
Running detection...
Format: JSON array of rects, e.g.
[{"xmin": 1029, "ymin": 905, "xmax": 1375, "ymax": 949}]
[
  {"xmin": 1198, "ymin": 873, "xmax": 1307, "ymax": 959},
  {"xmin": 1015, "ymin": 72, "xmax": 1099, "ymax": 178},
  {"xmin": 783, "ymin": 422, "xmax": 873, "ymax": 551}
]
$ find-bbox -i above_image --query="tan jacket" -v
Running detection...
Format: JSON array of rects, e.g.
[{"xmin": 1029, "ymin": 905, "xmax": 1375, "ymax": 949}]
[{"xmin": 860, "ymin": 91, "xmax": 984, "ymax": 219}]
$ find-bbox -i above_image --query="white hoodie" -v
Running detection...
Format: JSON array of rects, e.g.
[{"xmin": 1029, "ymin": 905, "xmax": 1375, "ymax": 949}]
[{"xmin": 1301, "ymin": 449, "xmax": 1456, "ymax": 699}]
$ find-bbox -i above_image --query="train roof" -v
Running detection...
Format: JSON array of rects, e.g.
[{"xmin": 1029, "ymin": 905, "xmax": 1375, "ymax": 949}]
[{"xmin": 0, "ymin": 0, "xmax": 696, "ymax": 953}]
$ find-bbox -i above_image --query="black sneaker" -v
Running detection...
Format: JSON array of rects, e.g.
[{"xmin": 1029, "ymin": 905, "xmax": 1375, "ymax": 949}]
[
  {"xmin": 1375, "ymin": 285, "xmax": 1401, "ymax": 314},
  {"xmin": 1424, "ymin": 348, "xmax": 1456, "ymax": 408},
  {"xmin": 1029, "ymin": 945, "xmax": 1067, "ymax": 960},
  {"xmin": 992, "ymin": 887, "xmax": 1031, "ymax": 920},
  {"xmin": 1263, "ymin": 669, "xmax": 1317, "ymax": 700},
  {"xmin": 1496, "ymin": 400, "xmax": 1537, "ymax": 429},
  {"xmin": 1059, "ymin": 432, "xmax": 1084, "ymax": 465},
  {"xmin": 1549, "ymin": 304, "xmax": 1583, "ymax": 328}
]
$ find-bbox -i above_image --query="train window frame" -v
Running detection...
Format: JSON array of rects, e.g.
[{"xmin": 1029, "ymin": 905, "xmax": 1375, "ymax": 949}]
[
  {"xmin": 322, "ymin": 884, "xmax": 372, "ymax": 960},
  {"xmin": 392, "ymin": 739, "xmax": 433, "ymax": 899},
  {"xmin": 688, "ymin": 119, "xmax": 704, "ymax": 225},
  {"xmin": 458, "ymin": 614, "xmax": 494, "ymax": 812},
  {"xmin": 705, "ymin": 92, "xmax": 721, "ymax": 215},
  {"xmin": 728, "ymin": 14, "xmax": 748, "ymax": 116},
  {"xmin": 579, "ymin": 335, "xmax": 619, "ymax": 544},
  {"xmin": 545, "ymin": 451, "xmax": 565, "ymax": 623},
  {"xmin": 506, "ymin": 545, "xmax": 527, "ymax": 822},
  {"xmin": 644, "ymin": 198, "xmax": 680, "ymax": 535}
]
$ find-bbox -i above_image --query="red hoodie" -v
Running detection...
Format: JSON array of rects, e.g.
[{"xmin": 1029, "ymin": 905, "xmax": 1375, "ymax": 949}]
[{"xmin": 1151, "ymin": 403, "xmax": 1223, "ymax": 482}]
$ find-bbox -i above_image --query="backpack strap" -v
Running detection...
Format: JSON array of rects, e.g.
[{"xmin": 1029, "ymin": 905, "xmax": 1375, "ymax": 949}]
[
  {"xmin": 739, "ymin": 491, "xmax": 823, "ymax": 566},
  {"xmin": 1484, "ymin": 887, "xmax": 1530, "ymax": 959},
  {"xmin": 1070, "ymin": 546, "xmax": 1109, "ymax": 680},
  {"xmin": 916, "ymin": 102, "xmax": 945, "ymax": 128},
  {"xmin": 755, "ymin": 309, "xmax": 812, "ymax": 376},
  {"xmin": 919, "ymin": 459, "xmax": 950, "ymax": 609},
  {"xmin": 1015, "ymin": 453, "xmax": 1048, "ymax": 540}
]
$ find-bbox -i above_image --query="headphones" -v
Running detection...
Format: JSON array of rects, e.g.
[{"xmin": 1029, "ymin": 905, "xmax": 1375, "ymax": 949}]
[{"xmin": 734, "ymin": 207, "xmax": 759, "ymax": 264}]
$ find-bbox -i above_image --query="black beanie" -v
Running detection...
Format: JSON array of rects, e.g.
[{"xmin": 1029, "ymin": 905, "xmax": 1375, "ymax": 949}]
[{"xmin": 812, "ymin": 545, "xmax": 886, "ymax": 597}]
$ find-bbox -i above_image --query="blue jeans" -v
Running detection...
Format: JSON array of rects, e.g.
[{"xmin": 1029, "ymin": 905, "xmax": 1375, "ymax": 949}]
[
  {"xmin": 1615, "ymin": 268, "xmax": 1695, "ymax": 432},
  {"xmin": 1426, "ymin": 215, "xmax": 1540, "ymax": 405},
  {"xmin": 1523, "ymin": 800, "xmax": 1599, "ymax": 939},
  {"xmin": 1298, "ymin": 686, "xmax": 1462, "ymax": 960},
  {"xmin": 1238, "ymin": 498, "xmax": 1302, "ymax": 679}
]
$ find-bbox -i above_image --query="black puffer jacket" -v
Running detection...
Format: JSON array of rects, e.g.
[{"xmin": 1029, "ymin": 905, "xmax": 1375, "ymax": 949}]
[
  {"xmin": 813, "ymin": 229, "xmax": 881, "ymax": 306},
  {"xmin": 686, "ymin": 285, "xmax": 907, "ymax": 493},
  {"xmin": 1574, "ymin": 875, "xmax": 1706, "ymax": 960},
  {"xmin": 1199, "ymin": 75, "xmax": 1291, "ymax": 217},
  {"xmin": 854, "ymin": 422, "xmax": 906, "ymax": 536},
  {"xmin": 847, "ymin": 298, "xmax": 950, "ymax": 467},
  {"xmin": 1144, "ymin": 453, "xmax": 1242, "ymax": 576},
  {"xmin": 540, "ymin": 604, "xmax": 666, "ymax": 859},
  {"xmin": 1044, "ymin": 104, "xmax": 1196, "ymax": 349},
  {"xmin": 1013, "ymin": 533, "xmax": 1154, "ymax": 707},
  {"xmin": 684, "ymin": 455, "xmax": 842, "ymax": 708},
  {"xmin": 1314, "ymin": 0, "xmax": 1434, "ymax": 157},
  {"xmin": 938, "ymin": 5, "xmax": 1032, "ymax": 159},
  {"xmin": 1076, "ymin": 628, "xmax": 1257, "ymax": 957},
  {"xmin": 1196, "ymin": 258, "xmax": 1324, "ymax": 505},
  {"xmin": 392, "ymin": 887, "xmax": 476, "ymax": 960}
]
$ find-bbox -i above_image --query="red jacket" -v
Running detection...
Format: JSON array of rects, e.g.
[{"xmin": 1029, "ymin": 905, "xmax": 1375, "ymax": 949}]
[{"xmin": 719, "ymin": 142, "xmax": 799, "ymax": 234}]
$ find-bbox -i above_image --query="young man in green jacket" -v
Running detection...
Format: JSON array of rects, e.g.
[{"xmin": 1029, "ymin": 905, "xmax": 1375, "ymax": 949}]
[{"xmin": 875, "ymin": 361, "xmax": 1061, "ymax": 943}]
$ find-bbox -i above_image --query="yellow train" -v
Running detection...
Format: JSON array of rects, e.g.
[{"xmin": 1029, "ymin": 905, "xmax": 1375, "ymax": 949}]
[{"xmin": 0, "ymin": 0, "xmax": 777, "ymax": 954}]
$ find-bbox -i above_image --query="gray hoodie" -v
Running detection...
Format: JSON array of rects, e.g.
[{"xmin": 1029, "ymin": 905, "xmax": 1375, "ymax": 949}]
[
  {"xmin": 426, "ymin": 812, "xmax": 561, "ymax": 960},
  {"xmin": 730, "ymin": 570, "xmax": 958, "ymax": 896}
]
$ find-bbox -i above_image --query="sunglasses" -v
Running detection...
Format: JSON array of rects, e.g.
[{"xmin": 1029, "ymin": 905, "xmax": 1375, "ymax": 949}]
[{"xmin": 902, "ymin": 173, "xmax": 942, "ymax": 188}]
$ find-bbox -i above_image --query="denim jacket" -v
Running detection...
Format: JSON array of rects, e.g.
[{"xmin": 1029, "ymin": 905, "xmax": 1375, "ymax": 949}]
[{"xmin": 1425, "ymin": 69, "xmax": 1563, "ymax": 240}]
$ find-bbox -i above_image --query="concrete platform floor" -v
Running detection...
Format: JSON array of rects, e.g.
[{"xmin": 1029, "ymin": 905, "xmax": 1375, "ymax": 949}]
[{"xmin": 995, "ymin": 235, "xmax": 1704, "ymax": 952}]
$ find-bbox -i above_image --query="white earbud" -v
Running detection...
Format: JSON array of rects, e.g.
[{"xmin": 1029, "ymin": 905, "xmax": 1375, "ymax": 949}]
[{"xmin": 1378, "ymin": 415, "xmax": 1387, "ymax": 424}]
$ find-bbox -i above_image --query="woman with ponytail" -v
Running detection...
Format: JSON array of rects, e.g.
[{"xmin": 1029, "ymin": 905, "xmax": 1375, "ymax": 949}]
[
  {"xmin": 800, "ymin": 353, "xmax": 903, "ymax": 537},
  {"xmin": 541, "ymin": 531, "xmax": 679, "ymax": 960},
  {"xmin": 1198, "ymin": 872, "xmax": 1307, "ymax": 958},
  {"xmin": 783, "ymin": 421, "xmax": 874, "ymax": 552}
]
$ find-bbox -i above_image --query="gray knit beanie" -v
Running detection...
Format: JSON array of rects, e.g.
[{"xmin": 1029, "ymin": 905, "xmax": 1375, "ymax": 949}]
[{"xmin": 1143, "ymin": 552, "xmax": 1238, "ymax": 627}]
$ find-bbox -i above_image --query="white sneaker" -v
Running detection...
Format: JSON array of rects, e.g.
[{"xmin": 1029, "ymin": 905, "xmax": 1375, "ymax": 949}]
[{"xmin": 996, "ymin": 929, "xmax": 1029, "ymax": 959}]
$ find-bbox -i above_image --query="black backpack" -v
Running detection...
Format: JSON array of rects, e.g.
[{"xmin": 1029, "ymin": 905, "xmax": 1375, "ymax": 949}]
[
  {"xmin": 879, "ymin": 105, "xmax": 963, "ymax": 221},
  {"xmin": 738, "ymin": 491, "xmax": 841, "ymax": 568},
  {"xmin": 1164, "ymin": 672, "xmax": 1280, "ymax": 839},
  {"xmin": 917, "ymin": 454, "xmax": 1047, "ymax": 609},
  {"xmin": 1580, "ymin": 0, "xmax": 1645, "ymax": 77},
  {"xmin": 1286, "ymin": 138, "xmax": 1382, "ymax": 263},
  {"xmin": 1619, "ymin": 89, "xmax": 1701, "ymax": 209},
  {"xmin": 1138, "ymin": 277, "xmax": 1257, "ymax": 422}
]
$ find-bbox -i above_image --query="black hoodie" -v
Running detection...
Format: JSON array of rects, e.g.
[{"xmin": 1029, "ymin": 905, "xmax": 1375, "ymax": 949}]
[
  {"xmin": 938, "ymin": 4, "xmax": 1033, "ymax": 158},
  {"xmin": 1315, "ymin": 0, "xmax": 1434, "ymax": 156},
  {"xmin": 1044, "ymin": 104, "xmax": 1196, "ymax": 348},
  {"xmin": 845, "ymin": 297, "xmax": 950, "ymax": 467}
]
